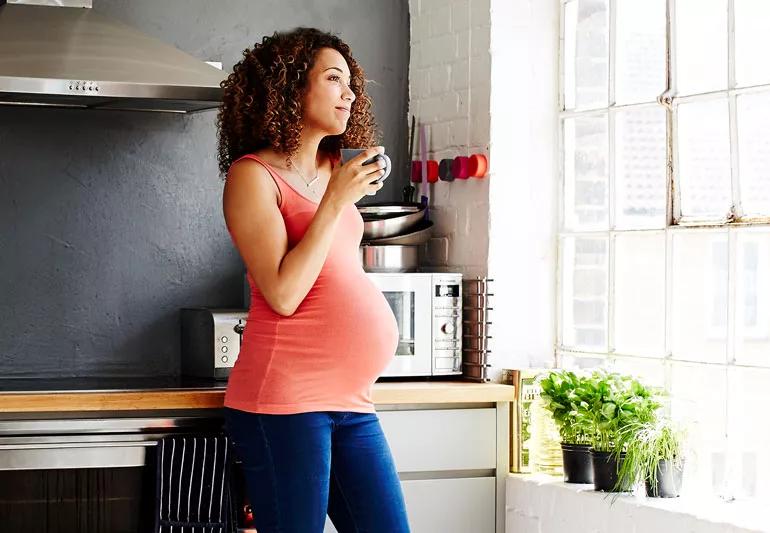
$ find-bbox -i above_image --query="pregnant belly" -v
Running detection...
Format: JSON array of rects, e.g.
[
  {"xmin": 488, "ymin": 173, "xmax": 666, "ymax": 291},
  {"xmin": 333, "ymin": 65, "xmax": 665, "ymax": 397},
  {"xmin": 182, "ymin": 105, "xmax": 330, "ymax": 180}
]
[
  {"xmin": 233, "ymin": 270, "xmax": 399, "ymax": 408},
  {"xmin": 297, "ymin": 272, "xmax": 399, "ymax": 369},
  {"xmin": 237, "ymin": 270, "xmax": 397, "ymax": 383}
]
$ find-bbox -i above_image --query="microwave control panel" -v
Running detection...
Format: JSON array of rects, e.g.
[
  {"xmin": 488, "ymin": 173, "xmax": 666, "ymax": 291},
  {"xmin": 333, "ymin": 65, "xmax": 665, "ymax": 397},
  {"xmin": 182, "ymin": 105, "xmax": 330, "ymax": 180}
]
[{"xmin": 431, "ymin": 274, "xmax": 462, "ymax": 374}]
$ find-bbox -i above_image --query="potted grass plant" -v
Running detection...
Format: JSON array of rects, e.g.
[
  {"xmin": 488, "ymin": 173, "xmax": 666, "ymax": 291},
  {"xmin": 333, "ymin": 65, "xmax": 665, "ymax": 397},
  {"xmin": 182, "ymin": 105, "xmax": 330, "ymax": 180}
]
[
  {"xmin": 580, "ymin": 371, "xmax": 660, "ymax": 492},
  {"xmin": 539, "ymin": 370, "xmax": 594, "ymax": 483},
  {"xmin": 613, "ymin": 416, "xmax": 686, "ymax": 497}
]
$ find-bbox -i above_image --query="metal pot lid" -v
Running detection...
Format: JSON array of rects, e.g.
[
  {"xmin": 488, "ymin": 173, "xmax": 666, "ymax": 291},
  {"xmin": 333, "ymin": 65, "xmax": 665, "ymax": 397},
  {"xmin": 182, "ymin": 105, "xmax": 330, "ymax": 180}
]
[{"xmin": 358, "ymin": 202, "xmax": 424, "ymax": 220}]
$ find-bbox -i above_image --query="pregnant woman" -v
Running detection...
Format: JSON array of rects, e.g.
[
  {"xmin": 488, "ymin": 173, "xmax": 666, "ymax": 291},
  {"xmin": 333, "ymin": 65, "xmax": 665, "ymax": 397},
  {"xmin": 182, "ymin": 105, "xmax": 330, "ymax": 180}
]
[{"xmin": 216, "ymin": 27, "xmax": 410, "ymax": 533}]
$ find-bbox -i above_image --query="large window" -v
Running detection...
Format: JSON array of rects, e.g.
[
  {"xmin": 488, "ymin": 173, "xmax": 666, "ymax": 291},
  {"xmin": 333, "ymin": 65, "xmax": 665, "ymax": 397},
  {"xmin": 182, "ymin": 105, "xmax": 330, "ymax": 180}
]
[{"xmin": 558, "ymin": 0, "xmax": 770, "ymax": 502}]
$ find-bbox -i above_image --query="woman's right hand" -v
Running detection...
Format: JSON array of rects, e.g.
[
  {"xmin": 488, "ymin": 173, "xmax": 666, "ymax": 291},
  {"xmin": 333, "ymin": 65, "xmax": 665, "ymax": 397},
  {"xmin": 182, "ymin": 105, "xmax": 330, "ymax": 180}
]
[{"xmin": 322, "ymin": 146, "xmax": 386, "ymax": 209}]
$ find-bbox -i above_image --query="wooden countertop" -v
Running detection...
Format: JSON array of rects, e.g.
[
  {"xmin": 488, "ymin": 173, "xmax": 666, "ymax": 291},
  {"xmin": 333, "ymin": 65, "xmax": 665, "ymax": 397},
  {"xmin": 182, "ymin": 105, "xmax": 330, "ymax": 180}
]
[{"xmin": 0, "ymin": 379, "xmax": 515, "ymax": 413}]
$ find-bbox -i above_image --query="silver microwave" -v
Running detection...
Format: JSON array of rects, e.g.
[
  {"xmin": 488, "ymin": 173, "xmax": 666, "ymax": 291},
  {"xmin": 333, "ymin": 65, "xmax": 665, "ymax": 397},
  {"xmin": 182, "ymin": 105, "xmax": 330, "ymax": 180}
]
[{"xmin": 366, "ymin": 272, "xmax": 463, "ymax": 377}]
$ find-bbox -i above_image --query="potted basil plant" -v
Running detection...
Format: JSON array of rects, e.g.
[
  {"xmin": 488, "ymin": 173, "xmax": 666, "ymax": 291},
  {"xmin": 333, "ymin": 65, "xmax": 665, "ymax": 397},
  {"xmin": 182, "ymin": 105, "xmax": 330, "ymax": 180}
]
[
  {"xmin": 539, "ymin": 370, "xmax": 594, "ymax": 483},
  {"xmin": 580, "ymin": 371, "xmax": 660, "ymax": 492}
]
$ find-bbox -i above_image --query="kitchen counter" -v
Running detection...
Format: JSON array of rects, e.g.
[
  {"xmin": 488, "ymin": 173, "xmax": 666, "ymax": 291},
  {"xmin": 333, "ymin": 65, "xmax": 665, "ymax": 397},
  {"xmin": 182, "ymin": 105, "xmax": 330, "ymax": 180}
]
[
  {"xmin": 0, "ymin": 377, "xmax": 515, "ymax": 413},
  {"xmin": 0, "ymin": 378, "xmax": 514, "ymax": 532}
]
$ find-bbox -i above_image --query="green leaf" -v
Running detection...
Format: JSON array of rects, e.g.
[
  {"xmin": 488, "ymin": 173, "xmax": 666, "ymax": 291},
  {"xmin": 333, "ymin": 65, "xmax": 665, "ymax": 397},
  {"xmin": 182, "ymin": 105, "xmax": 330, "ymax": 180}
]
[{"xmin": 601, "ymin": 402, "xmax": 617, "ymax": 419}]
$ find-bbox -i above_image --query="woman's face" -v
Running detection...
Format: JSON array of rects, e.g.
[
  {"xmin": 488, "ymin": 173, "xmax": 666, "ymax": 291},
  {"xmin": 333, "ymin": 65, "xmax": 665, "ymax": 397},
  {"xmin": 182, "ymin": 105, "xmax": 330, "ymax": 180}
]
[{"xmin": 300, "ymin": 47, "xmax": 356, "ymax": 136}]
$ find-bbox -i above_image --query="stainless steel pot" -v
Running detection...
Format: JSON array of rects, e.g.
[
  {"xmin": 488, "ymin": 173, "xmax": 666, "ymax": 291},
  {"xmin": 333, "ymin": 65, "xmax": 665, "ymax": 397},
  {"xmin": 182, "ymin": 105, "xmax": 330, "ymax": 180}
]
[
  {"xmin": 364, "ymin": 220, "xmax": 433, "ymax": 246},
  {"xmin": 359, "ymin": 202, "xmax": 425, "ymax": 240},
  {"xmin": 359, "ymin": 245, "xmax": 419, "ymax": 272}
]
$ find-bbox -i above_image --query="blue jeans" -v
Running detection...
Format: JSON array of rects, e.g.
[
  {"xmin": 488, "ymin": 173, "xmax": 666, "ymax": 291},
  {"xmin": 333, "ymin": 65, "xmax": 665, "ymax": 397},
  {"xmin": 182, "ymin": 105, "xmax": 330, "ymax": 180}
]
[{"xmin": 224, "ymin": 407, "xmax": 411, "ymax": 533}]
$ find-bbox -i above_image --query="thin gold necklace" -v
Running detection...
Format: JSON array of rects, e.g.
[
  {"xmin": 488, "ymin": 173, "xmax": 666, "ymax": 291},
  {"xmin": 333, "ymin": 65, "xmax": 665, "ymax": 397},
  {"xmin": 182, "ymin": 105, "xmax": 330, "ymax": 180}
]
[{"xmin": 289, "ymin": 158, "xmax": 319, "ymax": 188}]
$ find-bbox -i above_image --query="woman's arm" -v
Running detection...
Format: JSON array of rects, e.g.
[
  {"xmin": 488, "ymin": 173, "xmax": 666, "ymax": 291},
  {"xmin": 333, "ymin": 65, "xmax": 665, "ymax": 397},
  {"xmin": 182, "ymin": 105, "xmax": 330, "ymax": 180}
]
[{"xmin": 223, "ymin": 159, "xmax": 345, "ymax": 316}]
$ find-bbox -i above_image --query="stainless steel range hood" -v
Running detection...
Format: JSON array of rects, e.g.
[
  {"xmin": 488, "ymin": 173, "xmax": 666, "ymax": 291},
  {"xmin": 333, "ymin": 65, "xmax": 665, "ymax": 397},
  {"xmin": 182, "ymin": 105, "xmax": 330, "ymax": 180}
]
[{"xmin": 0, "ymin": 0, "xmax": 224, "ymax": 113}]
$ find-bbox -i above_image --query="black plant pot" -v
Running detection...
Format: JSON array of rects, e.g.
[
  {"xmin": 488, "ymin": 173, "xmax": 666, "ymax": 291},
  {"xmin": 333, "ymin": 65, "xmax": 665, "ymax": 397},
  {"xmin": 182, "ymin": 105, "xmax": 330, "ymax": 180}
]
[
  {"xmin": 561, "ymin": 443, "xmax": 593, "ymax": 484},
  {"xmin": 645, "ymin": 459, "xmax": 683, "ymax": 498},
  {"xmin": 590, "ymin": 450, "xmax": 630, "ymax": 492}
]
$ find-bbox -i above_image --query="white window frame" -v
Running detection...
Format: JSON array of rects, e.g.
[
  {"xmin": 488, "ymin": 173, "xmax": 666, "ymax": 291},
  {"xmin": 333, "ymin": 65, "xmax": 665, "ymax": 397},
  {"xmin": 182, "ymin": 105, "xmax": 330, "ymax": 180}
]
[{"xmin": 557, "ymin": 0, "xmax": 770, "ymax": 503}]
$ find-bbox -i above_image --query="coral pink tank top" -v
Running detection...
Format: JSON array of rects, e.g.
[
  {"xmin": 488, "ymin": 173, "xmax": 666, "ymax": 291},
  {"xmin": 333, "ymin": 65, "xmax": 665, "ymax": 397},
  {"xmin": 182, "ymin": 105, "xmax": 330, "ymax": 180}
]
[{"xmin": 223, "ymin": 153, "xmax": 399, "ymax": 414}]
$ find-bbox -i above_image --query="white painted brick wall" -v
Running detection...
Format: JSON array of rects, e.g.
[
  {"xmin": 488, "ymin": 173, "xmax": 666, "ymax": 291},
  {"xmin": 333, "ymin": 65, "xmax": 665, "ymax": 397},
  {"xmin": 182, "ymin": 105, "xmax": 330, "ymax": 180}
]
[
  {"xmin": 409, "ymin": 0, "xmax": 558, "ymax": 373},
  {"xmin": 506, "ymin": 475, "xmax": 765, "ymax": 533},
  {"xmin": 408, "ymin": 0, "xmax": 491, "ymax": 277},
  {"xmin": 486, "ymin": 0, "xmax": 559, "ymax": 377}
]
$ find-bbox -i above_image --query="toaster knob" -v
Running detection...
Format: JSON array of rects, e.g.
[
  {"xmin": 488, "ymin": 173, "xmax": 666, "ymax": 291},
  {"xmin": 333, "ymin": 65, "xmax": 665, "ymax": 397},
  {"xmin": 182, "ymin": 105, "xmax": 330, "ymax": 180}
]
[
  {"xmin": 441, "ymin": 322, "xmax": 456, "ymax": 335},
  {"xmin": 234, "ymin": 323, "xmax": 245, "ymax": 335}
]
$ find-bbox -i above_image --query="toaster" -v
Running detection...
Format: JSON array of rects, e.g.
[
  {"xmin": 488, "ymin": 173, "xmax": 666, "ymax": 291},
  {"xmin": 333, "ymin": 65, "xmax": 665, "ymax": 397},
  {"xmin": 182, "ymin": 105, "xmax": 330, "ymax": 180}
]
[{"xmin": 181, "ymin": 307, "xmax": 248, "ymax": 380}]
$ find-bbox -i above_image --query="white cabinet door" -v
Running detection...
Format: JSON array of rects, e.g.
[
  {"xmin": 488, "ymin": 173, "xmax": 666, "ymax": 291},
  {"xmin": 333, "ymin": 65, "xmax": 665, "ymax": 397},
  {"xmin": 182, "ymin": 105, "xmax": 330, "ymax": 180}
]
[
  {"xmin": 377, "ymin": 408, "xmax": 497, "ymax": 472},
  {"xmin": 323, "ymin": 477, "xmax": 496, "ymax": 533}
]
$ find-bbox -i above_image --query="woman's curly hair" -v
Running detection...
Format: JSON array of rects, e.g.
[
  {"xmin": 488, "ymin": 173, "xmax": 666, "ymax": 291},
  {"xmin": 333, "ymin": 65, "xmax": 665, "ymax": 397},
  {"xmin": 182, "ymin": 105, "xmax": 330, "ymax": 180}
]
[{"xmin": 216, "ymin": 27, "xmax": 379, "ymax": 177}]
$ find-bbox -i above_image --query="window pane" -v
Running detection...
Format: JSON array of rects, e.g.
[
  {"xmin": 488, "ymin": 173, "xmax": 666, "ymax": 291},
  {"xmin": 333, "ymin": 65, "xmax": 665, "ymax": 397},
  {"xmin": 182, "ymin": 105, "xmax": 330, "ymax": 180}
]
[
  {"xmin": 564, "ymin": 1, "xmax": 577, "ymax": 109},
  {"xmin": 563, "ymin": 0, "xmax": 609, "ymax": 110},
  {"xmin": 614, "ymin": 0, "xmax": 666, "ymax": 105},
  {"xmin": 612, "ymin": 232, "xmax": 666, "ymax": 356},
  {"xmin": 676, "ymin": 99, "xmax": 732, "ymax": 220},
  {"xmin": 735, "ymin": 0, "xmax": 770, "ymax": 87},
  {"xmin": 559, "ymin": 352, "xmax": 608, "ymax": 370},
  {"xmin": 728, "ymin": 367, "xmax": 770, "ymax": 501},
  {"xmin": 614, "ymin": 106, "xmax": 667, "ymax": 229},
  {"xmin": 737, "ymin": 92, "xmax": 770, "ymax": 217},
  {"xmin": 563, "ymin": 115, "xmax": 609, "ymax": 230},
  {"xmin": 675, "ymin": 0, "xmax": 728, "ymax": 95},
  {"xmin": 560, "ymin": 235, "xmax": 608, "ymax": 351},
  {"xmin": 735, "ymin": 229, "xmax": 770, "ymax": 367},
  {"xmin": 671, "ymin": 363, "xmax": 728, "ymax": 497},
  {"xmin": 610, "ymin": 357, "xmax": 666, "ymax": 389},
  {"xmin": 671, "ymin": 231, "xmax": 729, "ymax": 364}
]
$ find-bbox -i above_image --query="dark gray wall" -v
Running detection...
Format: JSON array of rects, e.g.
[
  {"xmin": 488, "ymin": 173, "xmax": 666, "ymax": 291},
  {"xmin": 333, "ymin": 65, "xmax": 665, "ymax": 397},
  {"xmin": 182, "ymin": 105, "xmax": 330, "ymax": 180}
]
[{"xmin": 0, "ymin": 0, "xmax": 409, "ymax": 378}]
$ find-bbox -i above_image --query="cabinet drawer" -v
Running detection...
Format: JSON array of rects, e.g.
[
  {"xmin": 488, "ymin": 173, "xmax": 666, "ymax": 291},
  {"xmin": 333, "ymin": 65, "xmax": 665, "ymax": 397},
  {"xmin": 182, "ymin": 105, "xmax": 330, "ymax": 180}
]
[
  {"xmin": 324, "ymin": 477, "xmax": 496, "ymax": 533},
  {"xmin": 401, "ymin": 477, "xmax": 496, "ymax": 533},
  {"xmin": 377, "ymin": 408, "xmax": 497, "ymax": 472}
]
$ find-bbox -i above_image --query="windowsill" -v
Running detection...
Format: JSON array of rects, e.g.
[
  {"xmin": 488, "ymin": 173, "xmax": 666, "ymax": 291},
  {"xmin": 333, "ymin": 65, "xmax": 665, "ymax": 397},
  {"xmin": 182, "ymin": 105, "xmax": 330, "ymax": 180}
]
[{"xmin": 507, "ymin": 474, "xmax": 765, "ymax": 533}]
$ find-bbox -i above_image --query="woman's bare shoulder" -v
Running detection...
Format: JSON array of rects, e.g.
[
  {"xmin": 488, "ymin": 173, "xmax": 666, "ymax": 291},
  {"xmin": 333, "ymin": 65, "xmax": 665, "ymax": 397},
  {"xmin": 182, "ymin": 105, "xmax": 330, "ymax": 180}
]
[{"xmin": 224, "ymin": 154, "xmax": 281, "ymax": 207}]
